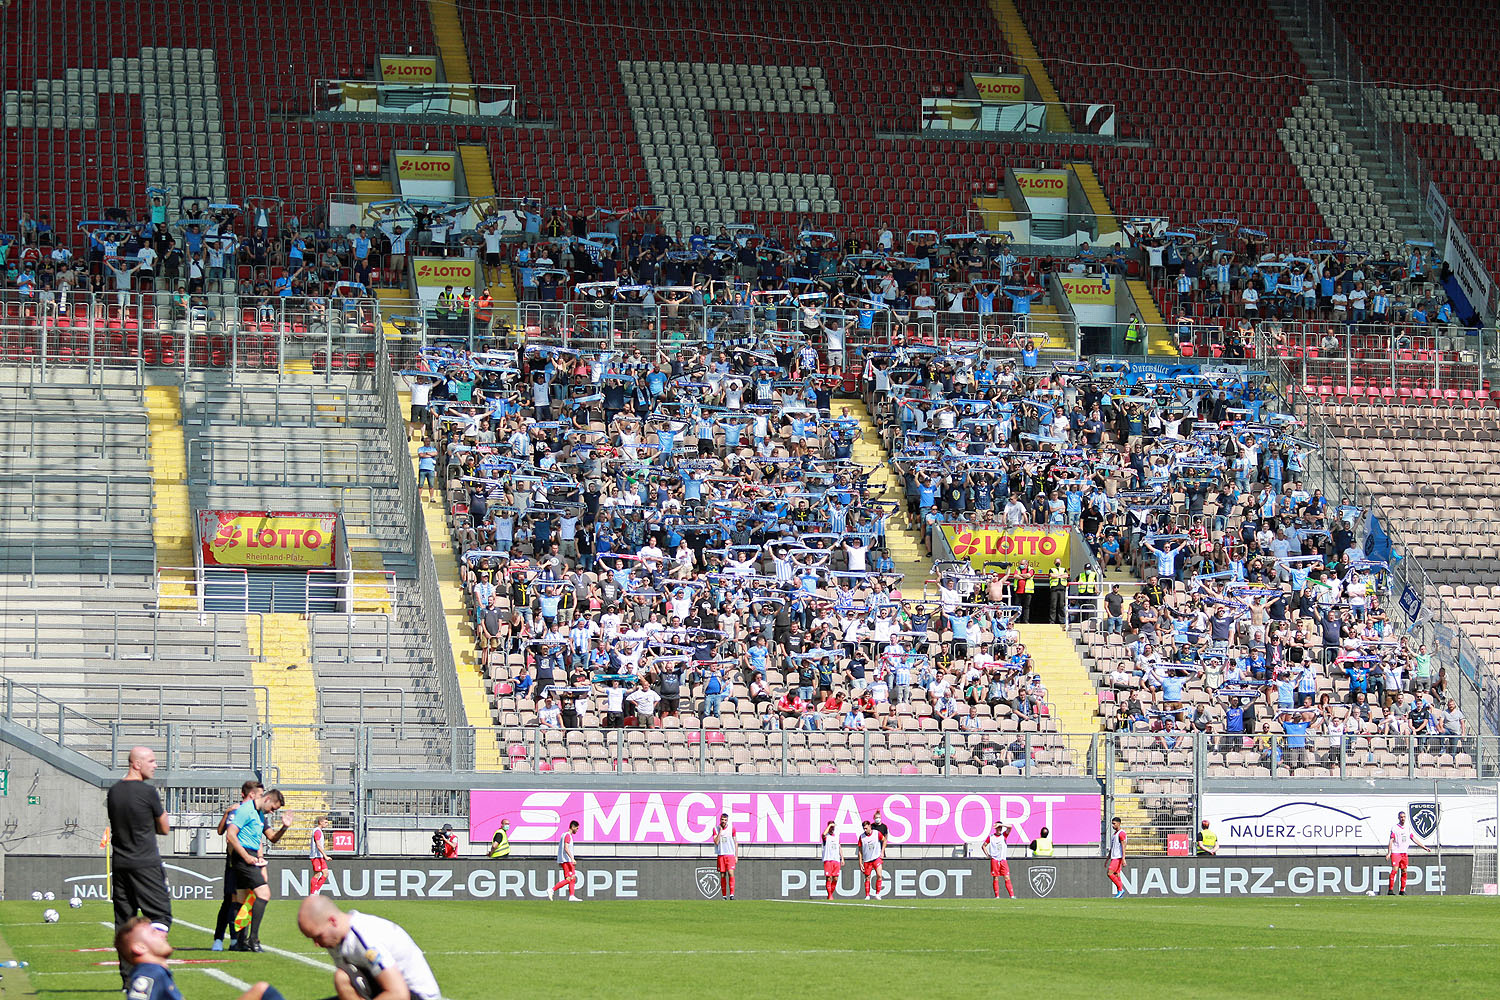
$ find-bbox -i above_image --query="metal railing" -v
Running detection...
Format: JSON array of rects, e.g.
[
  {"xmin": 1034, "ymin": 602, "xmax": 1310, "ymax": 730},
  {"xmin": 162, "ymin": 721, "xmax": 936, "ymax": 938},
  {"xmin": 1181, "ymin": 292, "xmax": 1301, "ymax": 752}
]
[
  {"xmin": 372, "ymin": 314, "xmax": 464, "ymax": 724},
  {"xmin": 186, "ymin": 437, "xmax": 395, "ymax": 488},
  {"xmin": 2, "ymin": 606, "xmax": 250, "ymax": 661},
  {"xmin": 3, "ymin": 678, "xmax": 270, "ymax": 736},
  {"xmin": 1262, "ymin": 361, "xmax": 1497, "ymax": 738}
]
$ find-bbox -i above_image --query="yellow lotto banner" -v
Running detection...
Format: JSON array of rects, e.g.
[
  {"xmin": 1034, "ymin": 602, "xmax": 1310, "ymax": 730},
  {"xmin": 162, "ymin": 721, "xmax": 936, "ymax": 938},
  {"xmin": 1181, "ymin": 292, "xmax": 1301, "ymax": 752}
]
[
  {"xmin": 1058, "ymin": 275, "xmax": 1114, "ymax": 306},
  {"xmin": 200, "ymin": 510, "xmax": 338, "ymax": 568},
  {"xmin": 379, "ymin": 54, "xmax": 439, "ymax": 82},
  {"xmin": 395, "ymin": 151, "xmax": 456, "ymax": 180},
  {"xmin": 971, "ymin": 73, "xmax": 1027, "ymax": 104},
  {"xmin": 1014, "ymin": 170, "xmax": 1070, "ymax": 197},
  {"xmin": 412, "ymin": 257, "xmax": 479, "ymax": 288},
  {"xmin": 942, "ymin": 525, "xmax": 1073, "ymax": 574}
]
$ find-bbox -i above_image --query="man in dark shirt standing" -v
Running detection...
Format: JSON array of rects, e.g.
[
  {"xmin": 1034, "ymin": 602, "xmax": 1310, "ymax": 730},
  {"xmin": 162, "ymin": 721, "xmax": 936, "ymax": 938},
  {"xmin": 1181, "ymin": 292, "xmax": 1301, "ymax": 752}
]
[{"xmin": 106, "ymin": 747, "xmax": 173, "ymax": 985}]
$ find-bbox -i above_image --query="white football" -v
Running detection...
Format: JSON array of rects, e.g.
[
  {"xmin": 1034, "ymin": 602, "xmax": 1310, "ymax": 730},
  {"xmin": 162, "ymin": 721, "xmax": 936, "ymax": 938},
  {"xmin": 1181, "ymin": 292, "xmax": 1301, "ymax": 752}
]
[
  {"xmin": 42, "ymin": 909, "xmax": 59, "ymax": 923},
  {"xmin": 29, "ymin": 891, "xmax": 42, "ymax": 901},
  {"xmin": 1367, "ymin": 890, "xmax": 1376, "ymax": 897},
  {"xmin": 42, "ymin": 892, "xmax": 55, "ymax": 901},
  {"xmin": 69, "ymin": 898, "xmax": 82, "ymax": 909}
]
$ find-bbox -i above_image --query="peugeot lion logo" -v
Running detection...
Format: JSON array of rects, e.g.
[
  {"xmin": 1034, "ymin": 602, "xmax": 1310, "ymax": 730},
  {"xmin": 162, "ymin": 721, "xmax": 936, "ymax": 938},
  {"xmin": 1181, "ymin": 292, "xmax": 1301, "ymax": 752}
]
[
  {"xmin": 1408, "ymin": 802, "xmax": 1439, "ymax": 839},
  {"xmin": 1027, "ymin": 865, "xmax": 1056, "ymax": 898},
  {"xmin": 695, "ymin": 867, "xmax": 722, "ymax": 899}
]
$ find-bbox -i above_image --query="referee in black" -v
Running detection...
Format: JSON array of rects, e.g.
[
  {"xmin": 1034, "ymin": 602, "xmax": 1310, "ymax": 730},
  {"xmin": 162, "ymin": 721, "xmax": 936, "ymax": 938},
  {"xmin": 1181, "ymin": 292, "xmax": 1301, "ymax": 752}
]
[{"xmin": 105, "ymin": 746, "xmax": 172, "ymax": 986}]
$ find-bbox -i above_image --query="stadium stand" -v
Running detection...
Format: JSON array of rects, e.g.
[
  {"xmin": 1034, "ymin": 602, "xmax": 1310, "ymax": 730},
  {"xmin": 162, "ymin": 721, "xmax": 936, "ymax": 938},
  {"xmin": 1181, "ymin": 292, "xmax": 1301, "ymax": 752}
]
[
  {"xmin": 1325, "ymin": 0, "xmax": 1500, "ymax": 270},
  {"xmin": 0, "ymin": 0, "xmax": 1489, "ymax": 817},
  {"xmin": 1016, "ymin": 0, "xmax": 1329, "ymax": 243}
]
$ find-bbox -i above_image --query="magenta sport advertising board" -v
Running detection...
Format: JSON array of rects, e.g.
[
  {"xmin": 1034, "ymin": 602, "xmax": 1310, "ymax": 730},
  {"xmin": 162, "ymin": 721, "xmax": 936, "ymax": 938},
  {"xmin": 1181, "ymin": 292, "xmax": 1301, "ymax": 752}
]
[{"xmin": 470, "ymin": 789, "xmax": 1102, "ymax": 847}]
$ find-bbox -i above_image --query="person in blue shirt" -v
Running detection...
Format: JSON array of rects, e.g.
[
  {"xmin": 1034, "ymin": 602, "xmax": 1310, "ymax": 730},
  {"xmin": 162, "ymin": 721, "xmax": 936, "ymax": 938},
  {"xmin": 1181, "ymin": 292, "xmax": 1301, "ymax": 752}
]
[
  {"xmin": 225, "ymin": 788, "xmax": 287, "ymax": 952},
  {"xmin": 117, "ymin": 916, "xmax": 283, "ymax": 1000},
  {"xmin": 1021, "ymin": 338, "xmax": 1038, "ymax": 369}
]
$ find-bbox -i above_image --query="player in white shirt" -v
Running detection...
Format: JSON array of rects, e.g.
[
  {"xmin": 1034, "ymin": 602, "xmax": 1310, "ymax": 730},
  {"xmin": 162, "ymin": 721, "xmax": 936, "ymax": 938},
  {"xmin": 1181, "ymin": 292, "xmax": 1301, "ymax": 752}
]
[
  {"xmin": 297, "ymin": 895, "xmax": 443, "ymax": 1000},
  {"xmin": 1107, "ymin": 815, "xmax": 1128, "ymax": 898},
  {"xmin": 551, "ymin": 820, "xmax": 581, "ymax": 901},
  {"xmin": 857, "ymin": 820, "xmax": 886, "ymax": 899},
  {"xmin": 309, "ymin": 816, "xmax": 331, "ymax": 895},
  {"xmin": 711, "ymin": 813, "xmax": 739, "ymax": 900},
  {"xmin": 982, "ymin": 822, "xmax": 1015, "ymax": 899},
  {"xmin": 1387, "ymin": 810, "xmax": 1430, "ymax": 895},
  {"xmin": 820, "ymin": 821, "xmax": 843, "ymax": 901}
]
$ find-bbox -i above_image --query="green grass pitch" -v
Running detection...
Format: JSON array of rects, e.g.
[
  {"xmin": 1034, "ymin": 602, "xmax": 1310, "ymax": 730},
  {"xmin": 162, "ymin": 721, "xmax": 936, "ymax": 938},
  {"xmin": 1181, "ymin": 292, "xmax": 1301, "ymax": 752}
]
[{"xmin": 0, "ymin": 896, "xmax": 1494, "ymax": 999}]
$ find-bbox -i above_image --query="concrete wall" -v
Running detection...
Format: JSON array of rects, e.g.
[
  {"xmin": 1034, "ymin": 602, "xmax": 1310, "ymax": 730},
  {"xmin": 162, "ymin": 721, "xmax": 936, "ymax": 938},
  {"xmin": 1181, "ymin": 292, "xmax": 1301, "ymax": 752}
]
[{"xmin": 0, "ymin": 742, "xmax": 112, "ymax": 872}]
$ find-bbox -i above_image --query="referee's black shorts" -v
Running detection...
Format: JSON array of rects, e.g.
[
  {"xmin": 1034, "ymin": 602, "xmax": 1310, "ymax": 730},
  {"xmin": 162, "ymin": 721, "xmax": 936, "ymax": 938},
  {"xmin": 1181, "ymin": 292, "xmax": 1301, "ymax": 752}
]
[
  {"xmin": 230, "ymin": 857, "xmax": 267, "ymax": 891},
  {"xmin": 112, "ymin": 864, "xmax": 173, "ymax": 929}
]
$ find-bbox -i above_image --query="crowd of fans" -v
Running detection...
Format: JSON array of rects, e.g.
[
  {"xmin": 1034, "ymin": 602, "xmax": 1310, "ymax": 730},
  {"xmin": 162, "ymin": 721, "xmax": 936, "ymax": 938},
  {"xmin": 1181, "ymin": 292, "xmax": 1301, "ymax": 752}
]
[{"xmin": 402, "ymin": 296, "xmax": 1472, "ymax": 772}]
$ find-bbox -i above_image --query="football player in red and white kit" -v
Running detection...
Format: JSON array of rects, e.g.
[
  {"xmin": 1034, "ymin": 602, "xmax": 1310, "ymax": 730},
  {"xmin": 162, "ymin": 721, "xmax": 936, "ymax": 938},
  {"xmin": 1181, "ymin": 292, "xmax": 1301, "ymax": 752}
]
[
  {"xmin": 982, "ymin": 822, "xmax": 1015, "ymax": 899},
  {"xmin": 820, "ymin": 821, "xmax": 842, "ymax": 901},
  {"xmin": 1387, "ymin": 810, "xmax": 1431, "ymax": 896},
  {"xmin": 858, "ymin": 820, "xmax": 886, "ymax": 900},
  {"xmin": 712, "ymin": 813, "xmax": 739, "ymax": 901},
  {"xmin": 551, "ymin": 820, "xmax": 581, "ymax": 901},
  {"xmin": 308, "ymin": 816, "xmax": 330, "ymax": 895},
  {"xmin": 1107, "ymin": 815, "xmax": 1127, "ymax": 898}
]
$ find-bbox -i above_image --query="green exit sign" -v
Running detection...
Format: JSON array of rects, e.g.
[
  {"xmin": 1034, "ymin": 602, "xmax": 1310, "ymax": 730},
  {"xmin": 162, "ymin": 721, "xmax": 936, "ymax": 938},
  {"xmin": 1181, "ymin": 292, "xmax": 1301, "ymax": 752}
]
[
  {"xmin": 0, "ymin": 769, "xmax": 7, "ymax": 796},
  {"xmin": 27, "ymin": 794, "xmax": 39, "ymax": 806}
]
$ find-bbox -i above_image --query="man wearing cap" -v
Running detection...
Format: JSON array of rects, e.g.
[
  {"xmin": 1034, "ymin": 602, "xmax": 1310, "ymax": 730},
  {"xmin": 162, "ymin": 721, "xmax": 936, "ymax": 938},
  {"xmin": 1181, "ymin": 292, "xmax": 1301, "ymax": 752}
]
[{"xmin": 1196, "ymin": 819, "xmax": 1219, "ymax": 856}]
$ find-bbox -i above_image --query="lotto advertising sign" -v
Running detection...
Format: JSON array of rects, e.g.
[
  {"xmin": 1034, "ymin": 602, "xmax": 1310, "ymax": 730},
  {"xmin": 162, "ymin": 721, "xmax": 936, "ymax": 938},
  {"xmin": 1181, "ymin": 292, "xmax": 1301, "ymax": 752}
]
[
  {"xmin": 198, "ymin": 509, "xmax": 338, "ymax": 568},
  {"xmin": 1200, "ymin": 794, "xmax": 1498, "ymax": 849},
  {"xmin": 942, "ymin": 525, "xmax": 1072, "ymax": 574},
  {"xmin": 379, "ymin": 54, "xmax": 439, "ymax": 82},
  {"xmin": 1014, "ymin": 169, "xmax": 1070, "ymax": 198},
  {"xmin": 412, "ymin": 256, "xmax": 479, "ymax": 288},
  {"xmin": 395, "ymin": 150, "xmax": 458, "ymax": 200},
  {"xmin": 395, "ymin": 151, "xmax": 456, "ymax": 180},
  {"xmin": 469, "ymin": 789, "xmax": 1102, "ymax": 847},
  {"xmin": 1059, "ymin": 275, "xmax": 1114, "ymax": 306},
  {"xmin": 970, "ymin": 72, "xmax": 1027, "ymax": 104}
]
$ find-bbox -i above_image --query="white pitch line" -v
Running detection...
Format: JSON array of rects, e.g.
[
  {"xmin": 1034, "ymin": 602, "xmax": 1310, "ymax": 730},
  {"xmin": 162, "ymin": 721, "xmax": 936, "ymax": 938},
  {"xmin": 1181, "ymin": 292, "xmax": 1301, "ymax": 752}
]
[
  {"xmin": 199, "ymin": 967, "xmax": 252, "ymax": 991},
  {"xmin": 414, "ymin": 940, "xmax": 1476, "ymax": 959},
  {"xmin": 172, "ymin": 918, "xmax": 333, "ymax": 971}
]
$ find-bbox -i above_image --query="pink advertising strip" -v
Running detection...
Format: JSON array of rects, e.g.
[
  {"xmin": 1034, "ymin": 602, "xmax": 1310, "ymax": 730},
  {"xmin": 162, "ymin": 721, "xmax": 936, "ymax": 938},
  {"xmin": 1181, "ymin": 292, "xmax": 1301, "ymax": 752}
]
[{"xmin": 470, "ymin": 790, "xmax": 1102, "ymax": 847}]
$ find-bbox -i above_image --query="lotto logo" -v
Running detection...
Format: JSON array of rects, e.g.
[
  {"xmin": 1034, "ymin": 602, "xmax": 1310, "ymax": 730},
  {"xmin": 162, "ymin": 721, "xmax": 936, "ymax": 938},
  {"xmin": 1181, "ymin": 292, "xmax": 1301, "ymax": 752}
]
[{"xmin": 398, "ymin": 158, "xmax": 452, "ymax": 174}]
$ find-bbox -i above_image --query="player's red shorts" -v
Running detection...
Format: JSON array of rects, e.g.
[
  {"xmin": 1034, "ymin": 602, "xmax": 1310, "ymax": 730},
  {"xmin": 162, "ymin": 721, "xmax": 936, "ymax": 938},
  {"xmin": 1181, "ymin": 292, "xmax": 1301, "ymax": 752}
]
[
  {"xmin": 717, "ymin": 855, "xmax": 737, "ymax": 873},
  {"xmin": 823, "ymin": 861, "xmax": 842, "ymax": 878},
  {"xmin": 1391, "ymin": 852, "xmax": 1409, "ymax": 870},
  {"xmin": 311, "ymin": 858, "xmax": 328, "ymax": 873},
  {"xmin": 861, "ymin": 860, "xmax": 880, "ymax": 877},
  {"xmin": 560, "ymin": 862, "xmax": 576, "ymax": 877},
  {"xmin": 1108, "ymin": 859, "xmax": 1124, "ymax": 875},
  {"xmin": 990, "ymin": 859, "xmax": 1010, "ymax": 878}
]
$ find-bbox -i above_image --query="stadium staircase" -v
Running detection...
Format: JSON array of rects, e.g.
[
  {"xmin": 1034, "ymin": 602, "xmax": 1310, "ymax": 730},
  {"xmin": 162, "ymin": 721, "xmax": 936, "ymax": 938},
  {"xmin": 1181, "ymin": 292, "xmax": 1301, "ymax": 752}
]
[
  {"xmin": 1012, "ymin": 624, "xmax": 1098, "ymax": 737},
  {"xmin": 246, "ymin": 614, "xmax": 328, "ymax": 845},
  {"xmin": 400, "ymin": 389, "xmax": 505, "ymax": 770},
  {"xmin": 845, "ymin": 399, "xmax": 932, "ymax": 592},
  {"xmin": 145, "ymin": 387, "xmax": 197, "ymax": 611},
  {"xmin": 983, "ymin": 0, "xmax": 1072, "ymax": 133},
  {"xmin": 459, "ymin": 143, "xmax": 518, "ymax": 309},
  {"xmin": 1069, "ymin": 162, "xmax": 1177, "ymax": 357},
  {"xmin": 426, "ymin": 0, "xmax": 472, "ymax": 84}
]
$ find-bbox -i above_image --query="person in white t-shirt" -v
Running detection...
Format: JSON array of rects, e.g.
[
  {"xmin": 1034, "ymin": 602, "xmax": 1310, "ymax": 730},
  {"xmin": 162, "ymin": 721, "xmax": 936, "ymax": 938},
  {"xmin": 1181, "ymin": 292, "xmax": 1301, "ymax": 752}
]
[
  {"xmin": 820, "ymin": 821, "xmax": 843, "ymax": 901},
  {"xmin": 711, "ymin": 813, "xmax": 739, "ymax": 900},
  {"xmin": 1387, "ymin": 811, "xmax": 1430, "ymax": 895},
  {"xmin": 857, "ymin": 820, "xmax": 885, "ymax": 899},
  {"xmin": 297, "ymin": 895, "xmax": 443, "ymax": 1000},
  {"xmin": 982, "ymin": 822, "xmax": 1015, "ymax": 899},
  {"xmin": 551, "ymin": 820, "xmax": 581, "ymax": 901}
]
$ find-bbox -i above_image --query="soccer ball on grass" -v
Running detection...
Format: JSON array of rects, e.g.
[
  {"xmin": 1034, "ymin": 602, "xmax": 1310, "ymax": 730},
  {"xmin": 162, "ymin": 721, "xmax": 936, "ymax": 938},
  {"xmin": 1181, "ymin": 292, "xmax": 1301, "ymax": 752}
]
[{"xmin": 42, "ymin": 909, "xmax": 59, "ymax": 923}]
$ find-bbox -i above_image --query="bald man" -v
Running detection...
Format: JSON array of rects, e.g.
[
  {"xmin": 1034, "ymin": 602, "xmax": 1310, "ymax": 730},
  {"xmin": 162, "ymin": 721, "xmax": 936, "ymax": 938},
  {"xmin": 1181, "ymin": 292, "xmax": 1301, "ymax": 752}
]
[
  {"xmin": 297, "ymin": 895, "xmax": 443, "ymax": 1000},
  {"xmin": 106, "ymin": 746, "xmax": 173, "ymax": 984},
  {"xmin": 116, "ymin": 915, "xmax": 283, "ymax": 1000}
]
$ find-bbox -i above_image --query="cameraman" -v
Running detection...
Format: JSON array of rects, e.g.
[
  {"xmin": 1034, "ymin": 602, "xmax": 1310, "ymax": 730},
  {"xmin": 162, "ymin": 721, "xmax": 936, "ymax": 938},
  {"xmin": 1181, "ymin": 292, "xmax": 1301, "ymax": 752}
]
[{"xmin": 430, "ymin": 825, "xmax": 458, "ymax": 859}]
